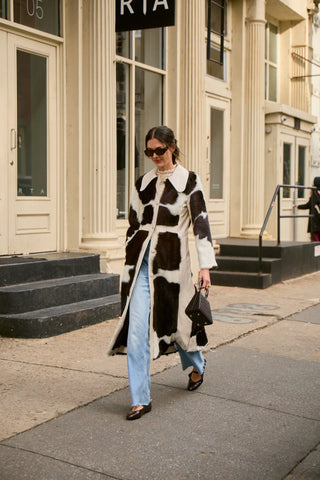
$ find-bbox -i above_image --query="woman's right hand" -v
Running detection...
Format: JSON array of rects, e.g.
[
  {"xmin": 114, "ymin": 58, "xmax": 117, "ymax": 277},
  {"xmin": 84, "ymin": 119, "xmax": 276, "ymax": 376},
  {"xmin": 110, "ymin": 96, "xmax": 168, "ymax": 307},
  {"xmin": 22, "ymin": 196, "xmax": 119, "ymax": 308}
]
[{"xmin": 198, "ymin": 269, "xmax": 211, "ymax": 290}]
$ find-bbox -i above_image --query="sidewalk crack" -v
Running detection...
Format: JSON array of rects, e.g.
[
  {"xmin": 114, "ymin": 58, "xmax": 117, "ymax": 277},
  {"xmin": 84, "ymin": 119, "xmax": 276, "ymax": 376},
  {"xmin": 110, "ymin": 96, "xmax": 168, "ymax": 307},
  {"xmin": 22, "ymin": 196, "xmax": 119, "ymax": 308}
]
[
  {"xmin": 0, "ymin": 443, "xmax": 128, "ymax": 480},
  {"xmin": 281, "ymin": 440, "xmax": 320, "ymax": 479},
  {"xmin": 0, "ymin": 357, "xmax": 127, "ymax": 379},
  {"xmin": 151, "ymin": 381, "xmax": 320, "ymax": 423}
]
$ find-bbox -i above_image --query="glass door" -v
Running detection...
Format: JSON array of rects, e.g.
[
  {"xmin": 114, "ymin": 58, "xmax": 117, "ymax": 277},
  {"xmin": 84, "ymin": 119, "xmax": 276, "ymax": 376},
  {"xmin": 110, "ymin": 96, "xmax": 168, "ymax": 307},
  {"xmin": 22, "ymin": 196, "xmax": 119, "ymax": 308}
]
[
  {"xmin": 17, "ymin": 50, "xmax": 47, "ymax": 198},
  {"xmin": 8, "ymin": 34, "xmax": 57, "ymax": 254},
  {"xmin": 206, "ymin": 96, "xmax": 230, "ymax": 238},
  {"xmin": 281, "ymin": 134, "xmax": 309, "ymax": 241}
]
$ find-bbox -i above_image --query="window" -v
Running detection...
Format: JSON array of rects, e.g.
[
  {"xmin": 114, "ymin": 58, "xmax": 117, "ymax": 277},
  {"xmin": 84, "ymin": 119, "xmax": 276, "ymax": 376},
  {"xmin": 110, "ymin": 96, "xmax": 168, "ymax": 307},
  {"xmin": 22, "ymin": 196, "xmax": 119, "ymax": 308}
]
[
  {"xmin": 209, "ymin": 108, "xmax": 224, "ymax": 199},
  {"xmin": 265, "ymin": 22, "xmax": 278, "ymax": 101},
  {"xmin": 0, "ymin": 0, "xmax": 7, "ymax": 18},
  {"xmin": 282, "ymin": 140, "xmax": 308, "ymax": 199},
  {"xmin": 297, "ymin": 145, "xmax": 306, "ymax": 199},
  {"xmin": 116, "ymin": 29, "xmax": 165, "ymax": 219},
  {"xmin": 207, "ymin": 46, "xmax": 225, "ymax": 80},
  {"xmin": 0, "ymin": 1, "xmax": 60, "ymax": 35},
  {"xmin": 283, "ymin": 143, "xmax": 291, "ymax": 198},
  {"xmin": 206, "ymin": 0, "xmax": 227, "ymax": 80},
  {"xmin": 17, "ymin": 51, "xmax": 47, "ymax": 196}
]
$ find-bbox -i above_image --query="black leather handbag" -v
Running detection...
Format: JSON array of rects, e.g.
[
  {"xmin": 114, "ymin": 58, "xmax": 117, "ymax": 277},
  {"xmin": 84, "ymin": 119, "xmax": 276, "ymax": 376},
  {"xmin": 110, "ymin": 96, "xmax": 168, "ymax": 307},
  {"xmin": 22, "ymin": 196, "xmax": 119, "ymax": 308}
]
[{"xmin": 185, "ymin": 282, "xmax": 213, "ymax": 329}]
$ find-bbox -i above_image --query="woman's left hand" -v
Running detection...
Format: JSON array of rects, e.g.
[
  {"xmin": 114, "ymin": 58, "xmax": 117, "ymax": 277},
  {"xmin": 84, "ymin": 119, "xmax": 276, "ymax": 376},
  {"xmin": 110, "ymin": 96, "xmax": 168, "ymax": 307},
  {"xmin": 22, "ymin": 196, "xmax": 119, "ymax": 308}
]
[{"xmin": 198, "ymin": 268, "xmax": 211, "ymax": 290}]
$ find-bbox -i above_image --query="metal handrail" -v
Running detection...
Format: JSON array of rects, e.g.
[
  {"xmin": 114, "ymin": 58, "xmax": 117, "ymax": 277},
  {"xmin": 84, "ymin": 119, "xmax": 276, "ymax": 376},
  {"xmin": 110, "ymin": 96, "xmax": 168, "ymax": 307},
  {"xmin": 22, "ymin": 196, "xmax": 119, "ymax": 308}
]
[{"xmin": 258, "ymin": 184, "xmax": 315, "ymax": 273}]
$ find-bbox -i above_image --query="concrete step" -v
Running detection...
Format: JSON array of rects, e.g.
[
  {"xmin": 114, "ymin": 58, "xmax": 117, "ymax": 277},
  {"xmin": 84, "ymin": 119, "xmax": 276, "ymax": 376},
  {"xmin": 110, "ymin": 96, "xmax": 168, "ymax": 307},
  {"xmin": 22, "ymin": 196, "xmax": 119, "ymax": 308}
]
[
  {"xmin": 0, "ymin": 294, "xmax": 121, "ymax": 338},
  {"xmin": 214, "ymin": 239, "xmax": 320, "ymax": 287},
  {"xmin": 216, "ymin": 256, "xmax": 281, "ymax": 272},
  {"xmin": 219, "ymin": 243, "xmax": 282, "ymax": 258},
  {"xmin": 215, "ymin": 256, "xmax": 282, "ymax": 285},
  {"xmin": 0, "ymin": 274, "xmax": 119, "ymax": 314},
  {"xmin": 0, "ymin": 253, "xmax": 100, "ymax": 287},
  {"xmin": 210, "ymin": 270, "xmax": 272, "ymax": 289}
]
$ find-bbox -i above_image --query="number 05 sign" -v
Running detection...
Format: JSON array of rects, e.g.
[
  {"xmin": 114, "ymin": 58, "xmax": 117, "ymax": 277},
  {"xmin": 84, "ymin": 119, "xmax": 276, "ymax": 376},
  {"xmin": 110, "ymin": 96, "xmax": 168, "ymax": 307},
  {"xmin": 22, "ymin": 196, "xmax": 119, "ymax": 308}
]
[
  {"xmin": 116, "ymin": 0, "xmax": 175, "ymax": 32},
  {"xmin": 26, "ymin": 0, "xmax": 44, "ymax": 19},
  {"xmin": 14, "ymin": 0, "xmax": 60, "ymax": 36}
]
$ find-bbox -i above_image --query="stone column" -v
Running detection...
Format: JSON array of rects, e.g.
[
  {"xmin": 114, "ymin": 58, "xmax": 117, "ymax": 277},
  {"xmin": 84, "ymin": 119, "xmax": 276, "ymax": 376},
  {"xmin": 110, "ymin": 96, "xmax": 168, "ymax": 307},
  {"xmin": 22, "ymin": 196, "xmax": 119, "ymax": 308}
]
[
  {"xmin": 241, "ymin": 0, "xmax": 265, "ymax": 236},
  {"xmin": 178, "ymin": 0, "xmax": 215, "ymax": 272},
  {"xmin": 80, "ymin": 0, "xmax": 122, "ymax": 272},
  {"xmin": 178, "ymin": 0, "xmax": 206, "ymax": 175}
]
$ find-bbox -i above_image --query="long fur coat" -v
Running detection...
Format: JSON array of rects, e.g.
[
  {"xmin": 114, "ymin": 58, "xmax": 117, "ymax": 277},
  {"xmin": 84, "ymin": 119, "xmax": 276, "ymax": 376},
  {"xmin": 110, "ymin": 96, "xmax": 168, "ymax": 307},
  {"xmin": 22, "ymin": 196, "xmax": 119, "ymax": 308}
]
[{"xmin": 108, "ymin": 164, "xmax": 217, "ymax": 359}]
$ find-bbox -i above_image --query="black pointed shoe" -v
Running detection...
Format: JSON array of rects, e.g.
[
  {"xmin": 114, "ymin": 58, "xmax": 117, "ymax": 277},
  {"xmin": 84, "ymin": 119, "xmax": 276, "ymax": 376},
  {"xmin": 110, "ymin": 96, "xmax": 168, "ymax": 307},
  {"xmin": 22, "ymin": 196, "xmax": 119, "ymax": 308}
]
[
  {"xmin": 187, "ymin": 359, "xmax": 206, "ymax": 391},
  {"xmin": 126, "ymin": 402, "xmax": 152, "ymax": 420}
]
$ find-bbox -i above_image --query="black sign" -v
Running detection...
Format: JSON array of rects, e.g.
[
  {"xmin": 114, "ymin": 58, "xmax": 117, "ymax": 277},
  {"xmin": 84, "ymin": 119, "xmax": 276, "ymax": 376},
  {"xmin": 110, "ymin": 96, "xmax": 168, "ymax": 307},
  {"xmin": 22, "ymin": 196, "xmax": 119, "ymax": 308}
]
[{"xmin": 116, "ymin": 0, "xmax": 175, "ymax": 32}]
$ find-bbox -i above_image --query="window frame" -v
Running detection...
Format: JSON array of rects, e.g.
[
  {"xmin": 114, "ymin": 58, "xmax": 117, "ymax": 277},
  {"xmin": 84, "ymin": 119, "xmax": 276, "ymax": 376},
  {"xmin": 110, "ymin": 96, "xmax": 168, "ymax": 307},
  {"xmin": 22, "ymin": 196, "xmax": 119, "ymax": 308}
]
[
  {"xmin": 206, "ymin": 0, "xmax": 225, "ymax": 66},
  {"xmin": 205, "ymin": 0, "xmax": 228, "ymax": 81},
  {"xmin": 205, "ymin": 95, "xmax": 231, "ymax": 238},
  {"xmin": 115, "ymin": 29, "xmax": 167, "ymax": 220},
  {"xmin": 0, "ymin": 0, "xmax": 62, "ymax": 37},
  {"xmin": 265, "ymin": 21, "xmax": 279, "ymax": 102},
  {"xmin": 281, "ymin": 134, "xmax": 309, "ymax": 201}
]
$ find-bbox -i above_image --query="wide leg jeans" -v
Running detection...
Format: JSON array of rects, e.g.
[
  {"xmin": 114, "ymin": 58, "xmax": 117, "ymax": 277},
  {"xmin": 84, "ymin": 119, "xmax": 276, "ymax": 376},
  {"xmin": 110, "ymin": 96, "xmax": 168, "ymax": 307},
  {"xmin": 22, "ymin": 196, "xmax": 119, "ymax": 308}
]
[{"xmin": 127, "ymin": 245, "xmax": 205, "ymax": 406}]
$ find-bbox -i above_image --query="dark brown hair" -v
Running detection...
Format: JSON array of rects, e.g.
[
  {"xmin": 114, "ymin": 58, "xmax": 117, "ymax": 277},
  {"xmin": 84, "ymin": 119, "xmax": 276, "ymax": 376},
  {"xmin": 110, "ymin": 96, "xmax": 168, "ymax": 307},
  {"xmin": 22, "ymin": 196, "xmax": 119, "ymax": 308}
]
[
  {"xmin": 145, "ymin": 126, "xmax": 180, "ymax": 163},
  {"xmin": 314, "ymin": 177, "xmax": 320, "ymax": 189}
]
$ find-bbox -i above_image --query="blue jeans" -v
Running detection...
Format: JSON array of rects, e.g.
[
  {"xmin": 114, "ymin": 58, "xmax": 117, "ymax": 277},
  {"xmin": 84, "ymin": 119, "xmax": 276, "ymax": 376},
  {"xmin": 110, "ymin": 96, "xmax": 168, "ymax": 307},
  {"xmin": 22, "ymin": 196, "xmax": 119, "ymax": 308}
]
[{"xmin": 127, "ymin": 244, "xmax": 205, "ymax": 406}]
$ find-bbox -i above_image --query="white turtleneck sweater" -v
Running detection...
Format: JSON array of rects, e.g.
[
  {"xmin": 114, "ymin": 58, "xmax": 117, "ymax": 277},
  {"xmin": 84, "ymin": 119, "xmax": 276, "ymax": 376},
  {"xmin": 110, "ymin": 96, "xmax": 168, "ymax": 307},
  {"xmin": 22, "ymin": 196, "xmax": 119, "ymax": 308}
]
[{"xmin": 155, "ymin": 165, "xmax": 177, "ymax": 199}]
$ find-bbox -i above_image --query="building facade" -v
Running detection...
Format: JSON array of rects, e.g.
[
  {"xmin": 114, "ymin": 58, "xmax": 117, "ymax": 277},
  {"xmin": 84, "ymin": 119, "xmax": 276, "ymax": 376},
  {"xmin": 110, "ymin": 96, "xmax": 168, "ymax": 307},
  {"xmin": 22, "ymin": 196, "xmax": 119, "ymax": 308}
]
[{"xmin": 0, "ymin": 0, "xmax": 319, "ymax": 274}]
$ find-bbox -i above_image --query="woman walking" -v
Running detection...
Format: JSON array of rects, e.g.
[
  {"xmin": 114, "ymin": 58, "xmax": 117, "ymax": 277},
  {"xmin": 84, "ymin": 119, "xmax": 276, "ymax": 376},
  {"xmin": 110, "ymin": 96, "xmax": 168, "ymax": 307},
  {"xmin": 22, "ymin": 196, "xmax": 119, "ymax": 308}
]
[{"xmin": 108, "ymin": 126, "xmax": 217, "ymax": 420}]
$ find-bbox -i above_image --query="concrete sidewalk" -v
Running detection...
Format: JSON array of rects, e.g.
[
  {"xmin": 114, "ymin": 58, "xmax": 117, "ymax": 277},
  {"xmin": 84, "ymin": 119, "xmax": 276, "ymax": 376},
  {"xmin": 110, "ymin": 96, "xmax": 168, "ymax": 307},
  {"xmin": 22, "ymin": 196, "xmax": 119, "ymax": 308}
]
[{"xmin": 1, "ymin": 271, "xmax": 320, "ymax": 479}]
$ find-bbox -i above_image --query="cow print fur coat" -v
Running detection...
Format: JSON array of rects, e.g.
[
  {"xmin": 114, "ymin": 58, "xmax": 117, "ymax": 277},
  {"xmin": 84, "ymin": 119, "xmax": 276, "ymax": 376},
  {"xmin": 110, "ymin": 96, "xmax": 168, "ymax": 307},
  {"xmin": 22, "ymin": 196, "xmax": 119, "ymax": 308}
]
[{"xmin": 108, "ymin": 164, "xmax": 217, "ymax": 359}]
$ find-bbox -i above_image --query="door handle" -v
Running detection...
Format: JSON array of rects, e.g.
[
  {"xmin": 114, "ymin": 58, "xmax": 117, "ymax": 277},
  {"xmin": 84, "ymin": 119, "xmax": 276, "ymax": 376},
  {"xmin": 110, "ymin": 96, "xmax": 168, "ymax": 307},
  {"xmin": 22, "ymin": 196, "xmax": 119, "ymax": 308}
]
[{"xmin": 10, "ymin": 128, "xmax": 17, "ymax": 150}]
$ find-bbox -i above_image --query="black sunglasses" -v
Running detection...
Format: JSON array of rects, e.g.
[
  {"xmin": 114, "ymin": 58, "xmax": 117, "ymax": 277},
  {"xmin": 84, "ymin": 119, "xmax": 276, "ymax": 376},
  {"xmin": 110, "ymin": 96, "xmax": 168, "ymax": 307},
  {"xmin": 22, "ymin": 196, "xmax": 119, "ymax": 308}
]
[{"xmin": 144, "ymin": 146, "xmax": 168, "ymax": 157}]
